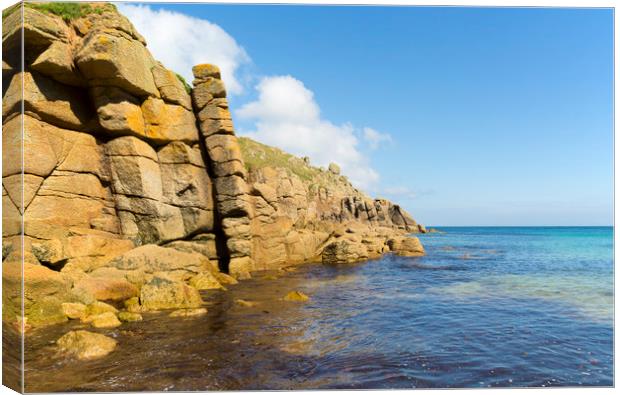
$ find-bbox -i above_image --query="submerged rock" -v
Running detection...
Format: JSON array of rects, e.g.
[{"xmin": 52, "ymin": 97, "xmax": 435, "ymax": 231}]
[
  {"xmin": 168, "ymin": 308, "xmax": 207, "ymax": 318},
  {"xmin": 56, "ymin": 330, "xmax": 117, "ymax": 360},
  {"xmin": 118, "ymin": 311, "xmax": 143, "ymax": 322},
  {"xmin": 284, "ymin": 291, "xmax": 310, "ymax": 302},
  {"xmin": 234, "ymin": 299, "xmax": 258, "ymax": 307}
]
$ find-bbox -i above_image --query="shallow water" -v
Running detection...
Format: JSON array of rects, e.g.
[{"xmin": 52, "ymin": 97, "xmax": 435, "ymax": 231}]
[{"xmin": 22, "ymin": 227, "xmax": 613, "ymax": 391}]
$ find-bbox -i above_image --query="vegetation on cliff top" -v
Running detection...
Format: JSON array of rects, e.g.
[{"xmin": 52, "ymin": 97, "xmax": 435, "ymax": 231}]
[
  {"xmin": 2, "ymin": 3, "xmax": 20, "ymax": 19},
  {"xmin": 3, "ymin": 2, "xmax": 117, "ymax": 21},
  {"xmin": 238, "ymin": 137, "xmax": 321, "ymax": 182},
  {"xmin": 238, "ymin": 136, "xmax": 359, "ymax": 198}
]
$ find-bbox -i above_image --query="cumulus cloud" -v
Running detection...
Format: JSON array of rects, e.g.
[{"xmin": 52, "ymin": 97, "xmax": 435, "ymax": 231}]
[
  {"xmin": 363, "ymin": 127, "xmax": 392, "ymax": 149},
  {"xmin": 117, "ymin": 4, "xmax": 250, "ymax": 94},
  {"xmin": 236, "ymin": 76, "xmax": 380, "ymax": 189}
]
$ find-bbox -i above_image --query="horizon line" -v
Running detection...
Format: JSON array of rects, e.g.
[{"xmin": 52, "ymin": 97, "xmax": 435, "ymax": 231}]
[{"xmin": 425, "ymin": 225, "xmax": 614, "ymax": 228}]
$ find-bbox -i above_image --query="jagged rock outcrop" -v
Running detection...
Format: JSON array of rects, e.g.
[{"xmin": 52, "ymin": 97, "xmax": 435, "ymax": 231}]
[
  {"xmin": 2, "ymin": 3, "xmax": 425, "ymax": 331},
  {"xmin": 239, "ymin": 138, "xmax": 426, "ymax": 270},
  {"xmin": 191, "ymin": 64, "xmax": 254, "ymax": 278}
]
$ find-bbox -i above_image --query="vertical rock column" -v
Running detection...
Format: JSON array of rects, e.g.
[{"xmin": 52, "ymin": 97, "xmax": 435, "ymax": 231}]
[{"xmin": 191, "ymin": 64, "xmax": 254, "ymax": 279}]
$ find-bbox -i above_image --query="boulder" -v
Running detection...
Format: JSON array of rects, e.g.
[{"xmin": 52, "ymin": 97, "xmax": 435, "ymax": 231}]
[
  {"xmin": 2, "ymin": 262, "xmax": 72, "ymax": 328},
  {"xmin": 72, "ymin": 276, "xmax": 138, "ymax": 302},
  {"xmin": 62, "ymin": 302, "xmax": 87, "ymax": 320},
  {"xmin": 75, "ymin": 30, "xmax": 159, "ymax": 98},
  {"xmin": 88, "ymin": 312, "xmax": 121, "ymax": 329},
  {"xmin": 44, "ymin": 234, "xmax": 134, "ymax": 274},
  {"xmin": 189, "ymin": 272, "xmax": 224, "ymax": 290},
  {"xmin": 56, "ymin": 330, "xmax": 117, "ymax": 360},
  {"xmin": 139, "ymin": 276, "xmax": 203, "ymax": 310},
  {"xmin": 322, "ymin": 239, "xmax": 369, "ymax": 264},
  {"xmin": 388, "ymin": 236, "xmax": 425, "ymax": 257},
  {"xmin": 84, "ymin": 301, "xmax": 118, "ymax": 317},
  {"xmin": 164, "ymin": 239, "xmax": 219, "ymax": 262},
  {"xmin": 106, "ymin": 245, "xmax": 210, "ymax": 278}
]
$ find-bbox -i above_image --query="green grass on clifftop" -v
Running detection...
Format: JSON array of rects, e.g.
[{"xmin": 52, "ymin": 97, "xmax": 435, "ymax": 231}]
[
  {"xmin": 2, "ymin": 3, "xmax": 20, "ymax": 19},
  {"xmin": 21, "ymin": 2, "xmax": 116, "ymax": 21},
  {"xmin": 238, "ymin": 137, "xmax": 321, "ymax": 182}
]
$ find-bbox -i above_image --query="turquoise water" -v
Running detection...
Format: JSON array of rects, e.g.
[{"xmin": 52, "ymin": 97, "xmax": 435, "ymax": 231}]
[{"xmin": 22, "ymin": 226, "xmax": 613, "ymax": 390}]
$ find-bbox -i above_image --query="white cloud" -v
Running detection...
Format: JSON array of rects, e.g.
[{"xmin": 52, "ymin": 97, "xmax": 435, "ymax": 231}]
[
  {"xmin": 116, "ymin": 4, "xmax": 250, "ymax": 95},
  {"xmin": 236, "ymin": 75, "xmax": 380, "ymax": 190},
  {"xmin": 363, "ymin": 127, "xmax": 392, "ymax": 149}
]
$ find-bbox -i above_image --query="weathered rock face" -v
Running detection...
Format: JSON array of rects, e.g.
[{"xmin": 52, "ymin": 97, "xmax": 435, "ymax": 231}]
[
  {"xmin": 238, "ymin": 138, "xmax": 426, "ymax": 270},
  {"xmin": 191, "ymin": 64, "xmax": 254, "ymax": 279},
  {"xmin": 2, "ymin": 3, "xmax": 425, "ymax": 331},
  {"xmin": 1, "ymin": 4, "xmax": 215, "ymax": 330}
]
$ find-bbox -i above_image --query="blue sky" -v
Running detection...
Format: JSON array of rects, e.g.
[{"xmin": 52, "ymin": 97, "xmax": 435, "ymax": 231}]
[{"xmin": 119, "ymin": 4, "xmax": 613, "ymax": 226}]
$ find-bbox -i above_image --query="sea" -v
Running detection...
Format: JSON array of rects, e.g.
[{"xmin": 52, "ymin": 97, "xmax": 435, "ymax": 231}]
[{"xmin": 18, "ymin": 226, "xmax": 614, "ymax": 391}]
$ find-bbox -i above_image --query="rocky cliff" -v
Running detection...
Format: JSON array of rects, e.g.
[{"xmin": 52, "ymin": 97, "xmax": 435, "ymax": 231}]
[{"xmin": 2, "ymin": 3, "xmax": 425, "ymax": 330}]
